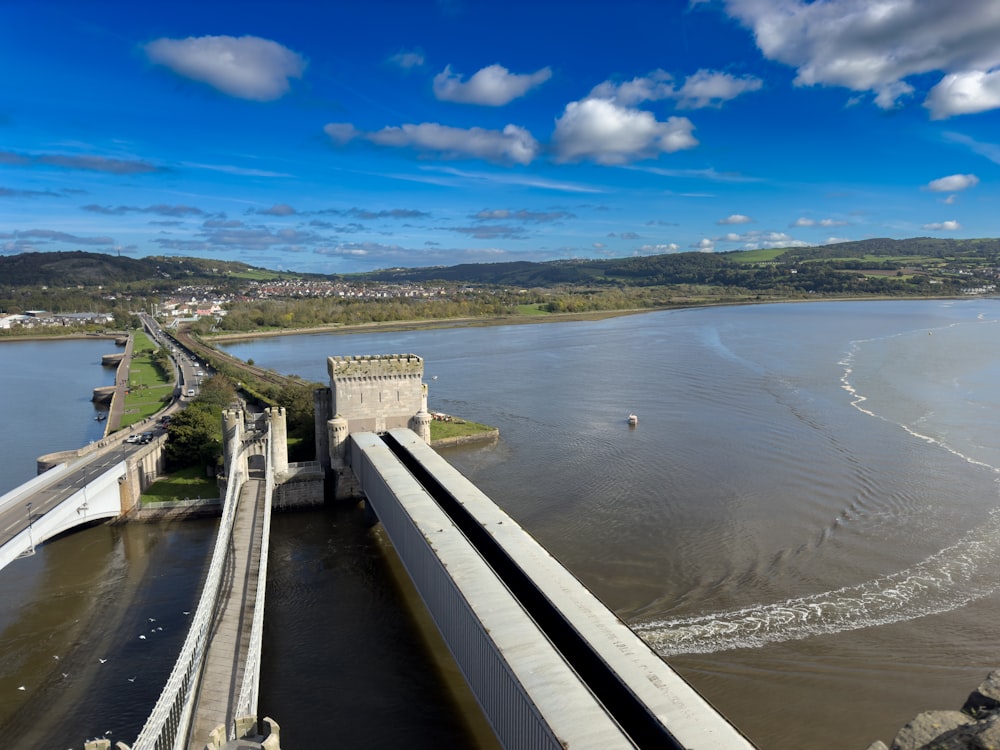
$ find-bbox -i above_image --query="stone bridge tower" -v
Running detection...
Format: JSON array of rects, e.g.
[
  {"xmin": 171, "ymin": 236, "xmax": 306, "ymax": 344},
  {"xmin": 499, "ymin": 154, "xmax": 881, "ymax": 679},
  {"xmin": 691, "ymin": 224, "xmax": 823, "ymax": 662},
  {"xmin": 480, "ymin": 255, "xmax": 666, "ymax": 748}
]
[{"xmin": 318, "ymin": 354, "xmax": 431, "ymax": 499}]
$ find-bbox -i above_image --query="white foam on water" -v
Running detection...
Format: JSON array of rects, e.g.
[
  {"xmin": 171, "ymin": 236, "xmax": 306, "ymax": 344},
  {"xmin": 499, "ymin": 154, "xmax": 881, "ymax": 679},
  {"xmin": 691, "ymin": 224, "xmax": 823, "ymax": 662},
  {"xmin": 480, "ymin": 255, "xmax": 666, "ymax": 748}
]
[{"xmin": 634, "ymin": 503, "xmax": 1000, "ymax": 655}]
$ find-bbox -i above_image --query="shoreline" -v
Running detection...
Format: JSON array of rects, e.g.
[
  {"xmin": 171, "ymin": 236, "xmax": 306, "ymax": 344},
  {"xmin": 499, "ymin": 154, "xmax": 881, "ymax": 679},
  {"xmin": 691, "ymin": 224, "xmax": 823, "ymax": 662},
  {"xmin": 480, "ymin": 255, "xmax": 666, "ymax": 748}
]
[{"xmin": 0, "ymin": 294, "xmax": 975, "ymax": 346}]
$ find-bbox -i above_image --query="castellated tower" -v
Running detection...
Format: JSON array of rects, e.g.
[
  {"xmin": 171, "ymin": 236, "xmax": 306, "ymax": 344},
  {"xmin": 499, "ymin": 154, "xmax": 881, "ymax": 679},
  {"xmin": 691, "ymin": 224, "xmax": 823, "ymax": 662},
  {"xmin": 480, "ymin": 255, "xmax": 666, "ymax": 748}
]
[{"xmin": 324, "ymin": 354, "xmax": 432, "ymax": 479}]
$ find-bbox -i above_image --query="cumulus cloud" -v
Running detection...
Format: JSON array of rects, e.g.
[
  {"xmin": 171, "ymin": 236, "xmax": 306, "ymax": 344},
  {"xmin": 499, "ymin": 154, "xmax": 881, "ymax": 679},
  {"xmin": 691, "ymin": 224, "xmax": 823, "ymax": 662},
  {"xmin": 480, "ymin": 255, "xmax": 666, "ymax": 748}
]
[
  {"xmin": 926, "ymin": 70, "xmax": 1000, "ymax": 119},
  {"xmin": 675, "ymin": 69, "xmax": 763, "ymax": 108},
  {"xmin": 144, "ymin": 35, "xmax": 306, "ymax": 101},
  {"xmin": 590, "ymin": 68, "xmax": 761, "ymax": 108},
  {"xmin": 717, "ymin": 213, "xmax": 752, "ymax": 225},
  {"xmin": 923, "ymin": 220, "xmax": 962, "ymax": 230},
  {"xmin": 638, "ymin": 243, "xmax": 681, "ymax": 254},
  {"xmin": 326, "ymin": 121, "xmax": 540, "ymax": 165},
  {"xmin": 693, "ymin": 238, "xmax": 715, "ymax": 251},
  {"xmin": 433, "ymin": 64, "xmax": 552, "ymax": 105},
  {"xmin": 552, "ymin": 98, "xmax": 697, "ymax": 165},
  {"xmin": 926, "ymin": 173, "xmax": 979, "ymax": 192},
  {"xmin": 724, "ymin": 0, "xmax": 1000, "ymax": 116},
  {"xmin": 589, "ymin": 69, "xmax": 676, "ymax": 106}
]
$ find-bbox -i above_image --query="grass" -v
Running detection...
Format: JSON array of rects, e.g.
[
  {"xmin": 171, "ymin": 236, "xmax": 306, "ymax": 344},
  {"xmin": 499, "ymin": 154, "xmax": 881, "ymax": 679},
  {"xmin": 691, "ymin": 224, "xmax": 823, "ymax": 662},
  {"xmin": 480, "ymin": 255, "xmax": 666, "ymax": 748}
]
[
  {"xmin": 141, "ymin": 465, "xmax": 219, "ymax": 504},
  {"xmin": 121, "ymin": 329, "xmax": 173, "ymax": 428},
  {"xmin": 516, "ymin": 303, "xmax": 551, "ymax": 316},
  {"xmin": 430, "ymin": 418, "xmax": 496, "ymax": 441}
]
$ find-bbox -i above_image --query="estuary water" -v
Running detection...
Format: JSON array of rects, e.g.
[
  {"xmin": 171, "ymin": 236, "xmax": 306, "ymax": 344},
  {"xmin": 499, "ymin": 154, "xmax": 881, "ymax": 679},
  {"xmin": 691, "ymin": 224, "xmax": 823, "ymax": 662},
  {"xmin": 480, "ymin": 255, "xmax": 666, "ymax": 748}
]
[{"xmin": 1, "ymin": 299, "xmax": 998, "ymax": 749}]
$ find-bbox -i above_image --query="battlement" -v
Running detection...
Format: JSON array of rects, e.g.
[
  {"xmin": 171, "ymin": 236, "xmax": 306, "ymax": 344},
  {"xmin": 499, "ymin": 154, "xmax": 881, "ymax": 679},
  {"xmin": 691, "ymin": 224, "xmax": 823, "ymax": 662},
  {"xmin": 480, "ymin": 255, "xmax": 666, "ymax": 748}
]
[{"xmin": 327, "ymin": 354, "xmax": 424, "ymax": 379}]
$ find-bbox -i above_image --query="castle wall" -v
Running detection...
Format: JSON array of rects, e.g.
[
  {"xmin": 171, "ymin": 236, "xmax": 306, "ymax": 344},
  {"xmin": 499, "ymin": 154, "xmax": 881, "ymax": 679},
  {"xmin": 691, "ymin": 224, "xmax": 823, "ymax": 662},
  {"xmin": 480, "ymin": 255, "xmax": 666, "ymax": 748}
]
[{"xmin": 327, "ymin": 354, "xmax": 425, "ymax": 435}]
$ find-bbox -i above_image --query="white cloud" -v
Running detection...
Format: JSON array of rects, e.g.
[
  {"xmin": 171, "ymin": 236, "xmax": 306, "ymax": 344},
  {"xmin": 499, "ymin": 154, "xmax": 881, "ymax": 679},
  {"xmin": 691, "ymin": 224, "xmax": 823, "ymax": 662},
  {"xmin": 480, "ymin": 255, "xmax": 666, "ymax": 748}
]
[
  {"xmin": 144, "ymin": 35, "xmax": 305, "ymax": 101},
  {"xmin": 675, "ymin": 69, "xmax": 763, "ymax": 108},
  {"xmin": 589, "ymin": 68, "xmax": 762, "ymax": 108},
  {"xmin": 926, "ymin": 70, "xmax": 1000, "ymax": 119},
  {"xmin": 794, "ymin": 216, "xmax": 848, "ymax": 227},
  {"xmin": 634, "ymin": 243, "xmax": 681, "ymax": 255},
  {"xmin": 923, "ymin": 220, "xmax": 962, "ymax": 230},
  {"xmin": 552, "ymin": 98, "xmax": 697, "ymax": 165},
  {"xmin": 693, "ymin": 238, "xmax": 715, "ymax": 251},
  {"xmin": 389, "ymin": 49, "xmax": 425, "ymax": 69},
  {"xmin": 717, "ymin": 213, "xmax": 752, "ymax": 225},
  {"xmin": 323, "ymin": 123, "xmax": 360, "ymax": 144},
  {"xmin": 363, "ymin": 122, "xmax": 540, "ymax": 165},
  {"xmin": 433, "ymin": 64, "xmax": 552, "ymax": 106},
  {"xmin": 589, "ymin": 69, "xmax": 676, "ymax": 106},
  {"xmin": 926, "ymin": 173, "xmax": 979, "ymax": 192},
  {"xmin": 724, "ymin": 0, "xmax": 1000, "ymax": 116}
]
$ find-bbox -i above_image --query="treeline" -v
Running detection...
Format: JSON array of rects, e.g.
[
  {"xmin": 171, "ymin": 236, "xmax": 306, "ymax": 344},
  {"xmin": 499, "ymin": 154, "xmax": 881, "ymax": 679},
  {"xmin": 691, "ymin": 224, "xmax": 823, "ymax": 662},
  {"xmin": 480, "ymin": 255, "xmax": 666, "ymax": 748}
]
[{"xmin": 207, "ymin": 294, "xmax": 535, "ymax": 332}]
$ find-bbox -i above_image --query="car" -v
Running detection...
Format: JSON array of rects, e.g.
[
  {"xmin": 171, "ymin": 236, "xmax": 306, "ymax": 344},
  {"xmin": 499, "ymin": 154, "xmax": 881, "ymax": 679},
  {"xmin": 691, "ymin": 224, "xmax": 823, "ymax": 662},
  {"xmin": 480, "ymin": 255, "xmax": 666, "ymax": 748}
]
[
  {"xmin": 187, "ymin": 388, "xmax": 196, "ymax": 396},
  {"xmin": 125, "ymin": 434, "xmax": 140, "ymax": 444},
  {"xmin": 139, "ymin": 432, "xmax": 154, "ymax": 444}
]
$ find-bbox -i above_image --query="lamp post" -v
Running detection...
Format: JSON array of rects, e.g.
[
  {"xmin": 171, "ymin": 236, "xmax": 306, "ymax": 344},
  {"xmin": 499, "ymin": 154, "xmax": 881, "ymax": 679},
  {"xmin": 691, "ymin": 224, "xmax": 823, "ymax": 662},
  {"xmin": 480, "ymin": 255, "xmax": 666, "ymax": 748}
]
[{"xmin": 26, "ymin": 502, "xmax": 33, "ymax": 551}]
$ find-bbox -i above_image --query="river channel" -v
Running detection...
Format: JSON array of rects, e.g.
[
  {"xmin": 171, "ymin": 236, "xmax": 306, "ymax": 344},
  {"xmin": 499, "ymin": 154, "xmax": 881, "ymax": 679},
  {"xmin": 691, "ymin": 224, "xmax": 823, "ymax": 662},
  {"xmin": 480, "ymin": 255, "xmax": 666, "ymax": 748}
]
[{"xmin": 2, "ymin": 299, "xmax": 1000, "ymax": 748}]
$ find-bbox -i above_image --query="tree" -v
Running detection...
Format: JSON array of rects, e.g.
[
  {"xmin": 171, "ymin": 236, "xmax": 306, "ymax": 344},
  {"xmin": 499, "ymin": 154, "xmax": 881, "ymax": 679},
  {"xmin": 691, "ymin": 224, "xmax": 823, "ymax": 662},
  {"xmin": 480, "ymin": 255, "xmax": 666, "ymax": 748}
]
[{"xmin": 165, "ymin": 406, "xmax": 221, "ymax": 470}]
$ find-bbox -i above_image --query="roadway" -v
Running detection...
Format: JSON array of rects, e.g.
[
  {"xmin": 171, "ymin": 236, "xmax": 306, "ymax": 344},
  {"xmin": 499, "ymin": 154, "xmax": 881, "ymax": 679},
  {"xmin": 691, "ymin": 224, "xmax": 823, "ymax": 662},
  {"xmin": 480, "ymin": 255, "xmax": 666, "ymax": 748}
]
[{"xmin": 0, "ymin": 436, "xmax": 167, "ymax": 550}]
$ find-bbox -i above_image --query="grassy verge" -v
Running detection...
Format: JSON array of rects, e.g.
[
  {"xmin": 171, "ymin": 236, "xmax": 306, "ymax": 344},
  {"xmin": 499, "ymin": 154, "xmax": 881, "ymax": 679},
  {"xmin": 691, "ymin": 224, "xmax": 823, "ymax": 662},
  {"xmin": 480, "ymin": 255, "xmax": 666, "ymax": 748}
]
[
  {"xmin": 430, "ymin": 418, "xmax": 495, "ymax": 441},
  {"xmin": 121, "ymin": 330, "xmax": 173, "ymax": 428},
  {"xmin": 140, "ymin": 465, "xmax": 218, "ymax": 504}
]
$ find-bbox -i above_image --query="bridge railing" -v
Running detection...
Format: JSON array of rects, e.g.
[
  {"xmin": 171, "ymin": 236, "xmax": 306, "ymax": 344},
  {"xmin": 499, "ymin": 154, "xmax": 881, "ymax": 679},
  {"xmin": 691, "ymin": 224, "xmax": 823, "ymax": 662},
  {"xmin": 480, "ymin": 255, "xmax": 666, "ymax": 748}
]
[
  {"xmin": 232, "ymin": 435, "xmax": 272, "ymax": 732},
  {"xmin": 131, "ymin": 440, "xmax": 251, "ymax": 750}
]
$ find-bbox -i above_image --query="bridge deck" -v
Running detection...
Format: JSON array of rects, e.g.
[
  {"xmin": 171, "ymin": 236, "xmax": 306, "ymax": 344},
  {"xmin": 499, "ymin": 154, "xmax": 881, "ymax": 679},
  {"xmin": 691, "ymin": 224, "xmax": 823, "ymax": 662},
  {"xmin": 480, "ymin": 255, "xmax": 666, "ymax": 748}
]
[{"xmin": 188, "ymin": 476, "xmax": 266, "ymax": 750}]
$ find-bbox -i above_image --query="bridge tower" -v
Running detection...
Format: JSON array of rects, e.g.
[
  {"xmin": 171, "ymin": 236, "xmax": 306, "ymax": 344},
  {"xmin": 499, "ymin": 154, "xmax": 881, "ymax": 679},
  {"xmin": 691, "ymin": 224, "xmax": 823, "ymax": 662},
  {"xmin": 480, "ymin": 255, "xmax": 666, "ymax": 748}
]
[
  {"xmin": 318, "ymin": 354, "xmax": 431, "ymax": 500},
  {"xmin": 266, "ymin": 406, "xmax": 289, "ymax": 476}
]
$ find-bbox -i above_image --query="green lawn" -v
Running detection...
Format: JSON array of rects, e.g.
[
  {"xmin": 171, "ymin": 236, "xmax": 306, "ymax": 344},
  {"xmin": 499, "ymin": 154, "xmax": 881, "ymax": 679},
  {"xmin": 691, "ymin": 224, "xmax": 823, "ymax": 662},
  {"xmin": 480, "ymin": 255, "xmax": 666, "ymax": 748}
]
[
  {"xmin": 121, "ymin": 330, "xmax": 173, "ymax": 427},
  {"xmin": 516, "ymin": 303, "xmax": 551, "ymax": 316},
  {"xmin": 430, "ymin": 418, "xmax": 496, "ymax": 441},
  {"xmin": 141, "ymin": 465, "xmax": 218, "ymax": 504}
]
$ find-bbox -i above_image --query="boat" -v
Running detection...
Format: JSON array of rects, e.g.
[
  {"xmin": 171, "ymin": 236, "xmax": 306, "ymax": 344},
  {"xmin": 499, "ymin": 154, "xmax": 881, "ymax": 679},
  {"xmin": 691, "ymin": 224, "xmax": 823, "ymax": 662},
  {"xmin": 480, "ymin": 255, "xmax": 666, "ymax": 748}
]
[
  {"xmin": 95, "ymin": 413, "xmax": 107, "ymax": 422},
  {"xmin": 627, "ymin": 413, "xmax": 638, "ymax": 425}
]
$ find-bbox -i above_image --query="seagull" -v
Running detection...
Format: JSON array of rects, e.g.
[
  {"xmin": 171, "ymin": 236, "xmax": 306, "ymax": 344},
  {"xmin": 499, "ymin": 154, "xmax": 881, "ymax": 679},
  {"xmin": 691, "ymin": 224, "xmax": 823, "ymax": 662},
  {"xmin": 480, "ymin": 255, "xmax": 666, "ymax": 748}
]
[
  {"xmin": 139, "ymin": 634, "xmax": 146, "ymax": 640},
  {"xmin": 99, "ymin": 658, "xmax": 107, "ymax": 664},
  {"xmin": 17, "ymin": 685, "xmax": 25, "ymax": 691},
  {"xmin": 127, "ymin": 676, "xmax": 136, "ymax": 683},
  {"xmin": 182, "ymin": 611, "xmax": 190, "ymax": 615},
  {"xmin": 61, "ymin": 673, "xmax": 68, "ymax": 679},
  {"xmin": 53, "ymin": 655, "xmax": 60, "ymax": 661},
  {"xmin": 148, "ymin": 617, "xmax": 156, "ymax": 622}
]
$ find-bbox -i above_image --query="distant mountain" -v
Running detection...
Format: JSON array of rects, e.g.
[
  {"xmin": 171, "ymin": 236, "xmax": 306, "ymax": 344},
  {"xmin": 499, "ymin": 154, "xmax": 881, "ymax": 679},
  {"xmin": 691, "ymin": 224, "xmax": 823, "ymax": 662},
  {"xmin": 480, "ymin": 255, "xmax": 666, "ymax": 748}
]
[
  {"xmin": 356, "ymin": 237, "xmax": 1000, "ymax": 287},
  {"xmin": 2, "ymin": 237, "xmax": 997, "ymax": 290}
]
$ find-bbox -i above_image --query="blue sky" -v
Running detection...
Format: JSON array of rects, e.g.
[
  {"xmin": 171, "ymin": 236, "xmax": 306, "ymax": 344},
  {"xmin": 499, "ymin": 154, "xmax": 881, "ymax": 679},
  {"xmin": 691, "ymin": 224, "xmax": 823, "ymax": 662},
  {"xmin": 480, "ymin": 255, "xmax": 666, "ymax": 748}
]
[{"xmin": 3, "ymin": 1, "xmax": 1000, "ymax": 275}]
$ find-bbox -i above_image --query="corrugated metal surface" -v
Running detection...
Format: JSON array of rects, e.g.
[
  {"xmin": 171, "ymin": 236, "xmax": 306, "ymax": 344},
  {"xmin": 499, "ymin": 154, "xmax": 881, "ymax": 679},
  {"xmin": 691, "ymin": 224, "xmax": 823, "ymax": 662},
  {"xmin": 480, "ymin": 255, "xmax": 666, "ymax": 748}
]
[{"xmin": 352, "ymin": 432, "xmax": 637, "ymax": 750}]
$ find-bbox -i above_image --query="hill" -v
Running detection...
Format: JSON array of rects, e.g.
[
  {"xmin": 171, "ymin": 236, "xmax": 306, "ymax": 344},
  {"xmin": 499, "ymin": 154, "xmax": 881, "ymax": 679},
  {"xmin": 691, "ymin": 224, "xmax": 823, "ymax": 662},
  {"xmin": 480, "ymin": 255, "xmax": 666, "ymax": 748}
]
[{"xmin": 0, "ymin": 251, "xmax": 299, "ymax": 289}]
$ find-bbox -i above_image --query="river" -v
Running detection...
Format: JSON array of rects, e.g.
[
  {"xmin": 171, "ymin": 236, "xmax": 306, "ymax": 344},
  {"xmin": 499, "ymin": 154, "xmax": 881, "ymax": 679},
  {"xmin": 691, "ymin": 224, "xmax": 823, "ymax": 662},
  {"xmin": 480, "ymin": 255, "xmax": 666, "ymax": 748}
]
[{"xmin": 2, "ymin": 300, "xmax": 999, "ymax": 748}]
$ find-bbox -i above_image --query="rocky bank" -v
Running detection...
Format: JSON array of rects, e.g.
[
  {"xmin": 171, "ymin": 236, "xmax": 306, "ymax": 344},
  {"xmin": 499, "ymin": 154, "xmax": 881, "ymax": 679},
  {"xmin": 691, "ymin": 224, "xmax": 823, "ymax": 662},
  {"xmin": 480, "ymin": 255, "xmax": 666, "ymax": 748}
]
[{"xmin": 867, "ymin": 671, "xmax": 1000, "ymax": 750}]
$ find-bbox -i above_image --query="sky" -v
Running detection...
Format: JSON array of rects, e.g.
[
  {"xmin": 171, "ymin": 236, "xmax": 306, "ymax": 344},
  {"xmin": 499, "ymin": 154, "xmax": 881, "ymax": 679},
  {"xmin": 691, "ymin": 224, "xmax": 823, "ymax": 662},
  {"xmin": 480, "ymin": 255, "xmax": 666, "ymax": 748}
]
[{"xmin": 3, "ymin": 0, "xmax": 1000, "ymax": 275}]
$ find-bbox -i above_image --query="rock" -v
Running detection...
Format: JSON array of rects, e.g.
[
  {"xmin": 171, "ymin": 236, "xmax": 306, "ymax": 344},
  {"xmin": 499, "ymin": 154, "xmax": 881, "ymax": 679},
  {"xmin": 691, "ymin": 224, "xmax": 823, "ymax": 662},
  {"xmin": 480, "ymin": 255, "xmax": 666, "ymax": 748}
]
[
  {"xmin": 963, "ymin": 671, "xmax": 1000, "ymax": 716},
  {"xmin": 866, "ymin": 742, "xmax": 890, "ymax": 750},
  {"xmin": 891, "ymin": 710, "xmax": 970, "ymax": 750}
]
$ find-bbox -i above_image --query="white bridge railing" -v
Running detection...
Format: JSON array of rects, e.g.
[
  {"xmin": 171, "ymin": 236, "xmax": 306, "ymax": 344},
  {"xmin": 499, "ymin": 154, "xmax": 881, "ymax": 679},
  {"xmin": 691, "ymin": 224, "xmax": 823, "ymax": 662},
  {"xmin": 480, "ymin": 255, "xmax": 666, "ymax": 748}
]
[
  {"xmin": 131, "ymin": 439, "xmax": 252, "ymax": 750},
  {"xmin": 232, "ymin": 437, "xmax": 272, "ymax": 732}
]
